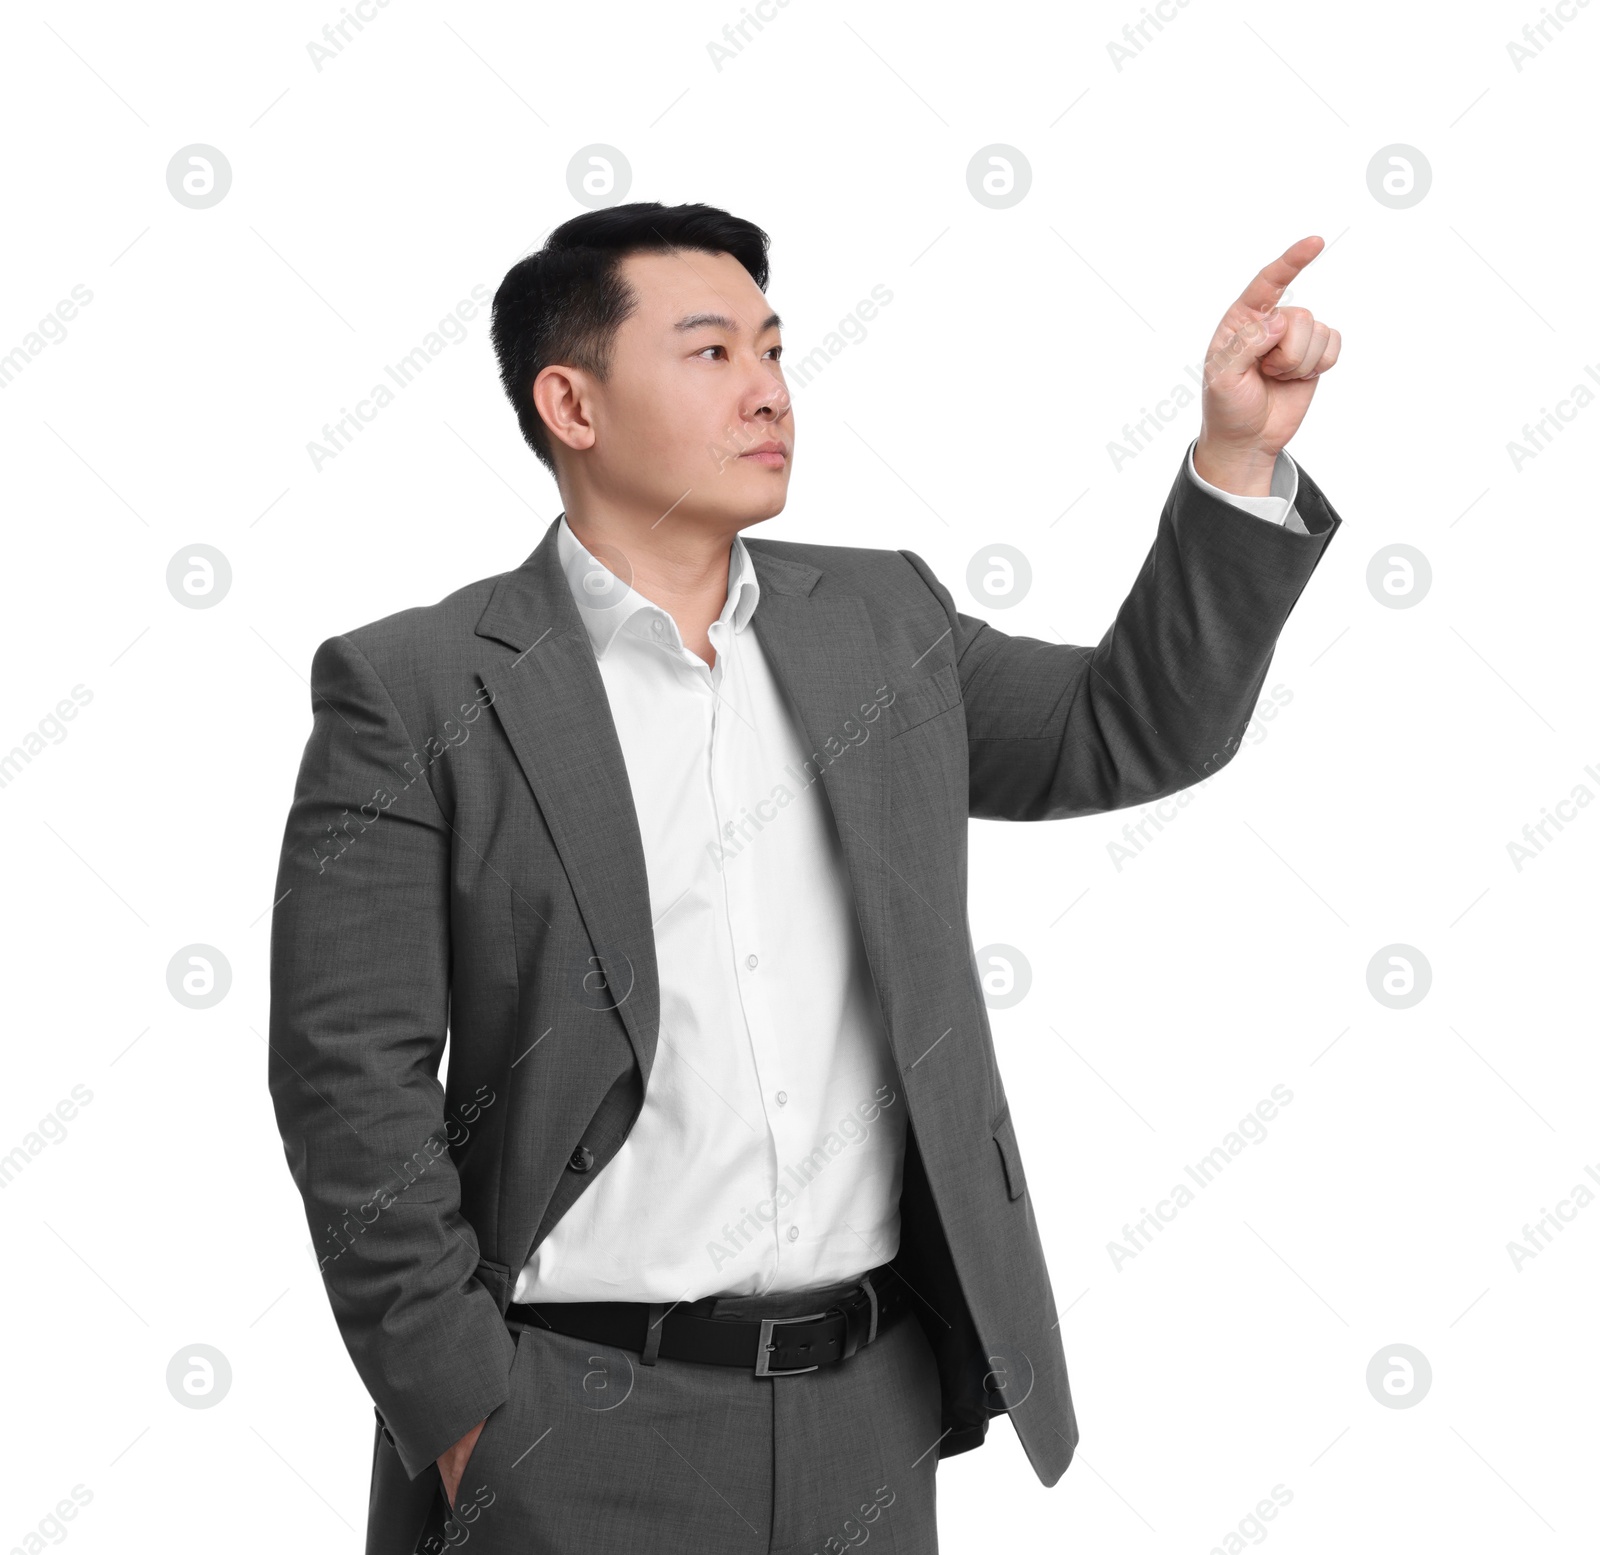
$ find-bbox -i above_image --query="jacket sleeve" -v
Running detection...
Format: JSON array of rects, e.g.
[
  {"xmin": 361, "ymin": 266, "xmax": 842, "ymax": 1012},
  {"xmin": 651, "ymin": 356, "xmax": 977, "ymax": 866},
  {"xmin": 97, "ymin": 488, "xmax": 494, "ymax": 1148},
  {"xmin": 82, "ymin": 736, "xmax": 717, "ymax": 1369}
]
[
  {"xmin": 900, "ymin": 450, "xmax": 1342, "ymax": 822},
  {"xmin": 267, "ymin": 632, "xmax": 515, "ymax": 1480}
]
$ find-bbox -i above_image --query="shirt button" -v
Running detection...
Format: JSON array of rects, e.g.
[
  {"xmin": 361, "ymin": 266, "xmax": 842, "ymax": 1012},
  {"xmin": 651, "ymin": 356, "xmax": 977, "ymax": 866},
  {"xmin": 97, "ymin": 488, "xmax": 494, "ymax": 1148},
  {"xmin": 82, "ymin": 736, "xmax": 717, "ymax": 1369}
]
[
  {"xmin": 651, "ymin": 619, "xmax": 666, "ymax": 637},
  {"xmin": 725, "ymin": 821, "xmax": 736, "ymax": 839},
  {"xmin": 776, "ymin": 1090, "xmax": 788, "ymax": 1106},
  {"xmin": 746, "ymin": 953, "xmax": 758, "ymax": 969},
  {"xmin": 787, "ymin": 1225, "xmax": 800, "ymax": 1242}
]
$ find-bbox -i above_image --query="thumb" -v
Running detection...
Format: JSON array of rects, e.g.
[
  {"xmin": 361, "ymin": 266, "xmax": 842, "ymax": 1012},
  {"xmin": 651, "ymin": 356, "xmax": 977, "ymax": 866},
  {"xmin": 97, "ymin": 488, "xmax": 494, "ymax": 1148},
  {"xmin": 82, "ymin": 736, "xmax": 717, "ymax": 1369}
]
[
  {"xmin": 1212, "ymin": 307, "xmax": 1289, "ymax": 378},
  {"xmin": 1245, "ymin": 307, "xmax": 1290, "ymax": 358}
]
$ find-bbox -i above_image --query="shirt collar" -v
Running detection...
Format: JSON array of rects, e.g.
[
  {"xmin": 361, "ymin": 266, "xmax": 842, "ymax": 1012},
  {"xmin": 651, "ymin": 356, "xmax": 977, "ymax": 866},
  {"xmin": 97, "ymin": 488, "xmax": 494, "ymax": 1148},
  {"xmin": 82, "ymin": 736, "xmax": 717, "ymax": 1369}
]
[{"xmin": 555, "ymin": 513, "xmax": 760, "ymax": 660}]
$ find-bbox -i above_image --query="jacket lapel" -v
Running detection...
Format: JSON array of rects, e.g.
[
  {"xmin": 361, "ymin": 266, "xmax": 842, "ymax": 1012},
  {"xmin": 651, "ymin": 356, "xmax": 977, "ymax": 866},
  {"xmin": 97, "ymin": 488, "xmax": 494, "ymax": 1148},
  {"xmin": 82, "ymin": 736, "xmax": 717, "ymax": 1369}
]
[
  {"xmin": 741, "ymin": 547, "xmax": 896, "ymax": 1050},
  {"xmin": 474, "ymin": 516, "xmax": 895, "ymax": 1087},
  {"xmin": 474, "ymin": 517, "xmax": 662, "ymax": 1085}
]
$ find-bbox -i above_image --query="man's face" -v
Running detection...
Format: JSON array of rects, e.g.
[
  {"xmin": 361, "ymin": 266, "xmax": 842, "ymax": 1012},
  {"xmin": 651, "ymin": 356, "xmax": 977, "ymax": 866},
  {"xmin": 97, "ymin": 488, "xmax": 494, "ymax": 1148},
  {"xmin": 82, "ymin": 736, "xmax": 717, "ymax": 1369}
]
[{"xmin": 557, "ymin": 248, "xmax": 793, "ymax": 531}]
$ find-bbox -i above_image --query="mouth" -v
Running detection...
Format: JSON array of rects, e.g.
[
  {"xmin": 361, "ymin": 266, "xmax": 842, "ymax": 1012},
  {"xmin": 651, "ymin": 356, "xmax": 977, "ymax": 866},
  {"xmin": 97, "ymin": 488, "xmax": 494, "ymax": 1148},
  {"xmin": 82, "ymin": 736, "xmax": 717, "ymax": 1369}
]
[{"xmin": 739, "ymin": 442, "xmax": 788, "ymax": 468}]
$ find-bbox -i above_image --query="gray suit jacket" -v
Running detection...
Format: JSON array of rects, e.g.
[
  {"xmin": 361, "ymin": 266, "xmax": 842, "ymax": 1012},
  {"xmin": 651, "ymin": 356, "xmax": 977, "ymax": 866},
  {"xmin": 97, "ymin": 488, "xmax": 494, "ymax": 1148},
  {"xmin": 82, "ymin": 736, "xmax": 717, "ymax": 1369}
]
[{"xmin": 267, "ymin": 454, "xmax": 1341, "ymax": 1546}]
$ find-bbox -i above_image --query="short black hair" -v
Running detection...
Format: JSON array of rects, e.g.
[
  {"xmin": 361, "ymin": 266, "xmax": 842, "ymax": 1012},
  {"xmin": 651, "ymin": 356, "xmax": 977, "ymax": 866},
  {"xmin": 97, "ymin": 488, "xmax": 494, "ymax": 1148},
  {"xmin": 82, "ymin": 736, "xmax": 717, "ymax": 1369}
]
[{"xmin": 490, "ymin": 201, "xmax": 772, "ymax": 479}]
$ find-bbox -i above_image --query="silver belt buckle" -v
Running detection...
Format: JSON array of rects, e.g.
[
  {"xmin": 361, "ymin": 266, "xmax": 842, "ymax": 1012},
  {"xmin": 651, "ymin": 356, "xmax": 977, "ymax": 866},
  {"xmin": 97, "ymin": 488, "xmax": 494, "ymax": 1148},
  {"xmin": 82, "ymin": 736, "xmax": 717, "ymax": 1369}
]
[
  {"xmin": 860, "ymin": 1271, "xmax": 880, "ymax": 1346},
  {"xmin": 754, "ymin": 1309, "xmax": 827, "ymax": 1376}
]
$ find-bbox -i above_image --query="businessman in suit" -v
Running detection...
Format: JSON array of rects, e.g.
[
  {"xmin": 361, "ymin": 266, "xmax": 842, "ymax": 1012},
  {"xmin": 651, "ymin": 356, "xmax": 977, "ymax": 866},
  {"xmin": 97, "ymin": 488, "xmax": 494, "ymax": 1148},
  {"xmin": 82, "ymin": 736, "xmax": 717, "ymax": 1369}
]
[{"xmin": 268, "ymin": 201, "xmax": 1342, "ymax": 1554}]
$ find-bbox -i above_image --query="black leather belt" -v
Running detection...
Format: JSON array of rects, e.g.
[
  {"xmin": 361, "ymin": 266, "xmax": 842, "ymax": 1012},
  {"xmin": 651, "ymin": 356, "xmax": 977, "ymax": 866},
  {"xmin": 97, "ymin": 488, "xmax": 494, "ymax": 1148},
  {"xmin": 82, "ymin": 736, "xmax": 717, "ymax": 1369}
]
[{"xmin": 505, "ymin": 1263, "xmax": 911, "ymax": 1376}]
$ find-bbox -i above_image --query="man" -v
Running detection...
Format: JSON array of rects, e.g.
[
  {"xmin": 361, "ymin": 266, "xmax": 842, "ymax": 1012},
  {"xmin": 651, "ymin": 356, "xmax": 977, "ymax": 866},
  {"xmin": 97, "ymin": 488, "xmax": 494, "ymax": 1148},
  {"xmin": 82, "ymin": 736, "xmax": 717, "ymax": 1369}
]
[{"xmin": 268, "ymin": 201, "xmax": 1342, "ymax": 1554}]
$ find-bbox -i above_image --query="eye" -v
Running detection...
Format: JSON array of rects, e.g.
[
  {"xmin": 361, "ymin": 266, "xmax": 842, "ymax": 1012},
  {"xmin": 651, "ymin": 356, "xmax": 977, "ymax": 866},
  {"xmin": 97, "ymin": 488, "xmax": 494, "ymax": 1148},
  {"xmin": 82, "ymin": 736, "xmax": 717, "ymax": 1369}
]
[{"xmin": 693, "ymin": 343, "xmax": 783, "ymax": 361}]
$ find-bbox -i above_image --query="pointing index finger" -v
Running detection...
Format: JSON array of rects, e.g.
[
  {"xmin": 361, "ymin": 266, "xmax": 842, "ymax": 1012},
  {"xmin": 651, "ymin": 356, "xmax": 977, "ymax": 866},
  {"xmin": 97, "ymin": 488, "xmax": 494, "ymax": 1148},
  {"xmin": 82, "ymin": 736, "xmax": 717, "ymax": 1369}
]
[{"xmin": 1237, "ymin": 235, "xmax": 1325, "ymax": 314}]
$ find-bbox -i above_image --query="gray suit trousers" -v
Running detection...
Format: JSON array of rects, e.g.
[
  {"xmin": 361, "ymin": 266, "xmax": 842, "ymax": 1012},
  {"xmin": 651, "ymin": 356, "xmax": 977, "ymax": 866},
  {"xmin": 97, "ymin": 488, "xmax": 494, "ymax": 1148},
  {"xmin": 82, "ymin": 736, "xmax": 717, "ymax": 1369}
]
[{"xmin": 373, "ymin": 1277, "xmax": 945, "ymax": 1555}]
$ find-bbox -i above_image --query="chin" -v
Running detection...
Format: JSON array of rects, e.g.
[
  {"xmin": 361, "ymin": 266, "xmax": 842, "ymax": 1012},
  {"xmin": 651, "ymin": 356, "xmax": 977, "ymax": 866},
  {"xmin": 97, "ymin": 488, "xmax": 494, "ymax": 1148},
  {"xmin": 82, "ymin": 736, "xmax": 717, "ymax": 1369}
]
[
  {"xmin": 750, "ymin": 484, "xmax": 790, "ymax": 520},
  {"xmin": 715, "ymin": 472, "xmax": 788, "ymax": 518}
]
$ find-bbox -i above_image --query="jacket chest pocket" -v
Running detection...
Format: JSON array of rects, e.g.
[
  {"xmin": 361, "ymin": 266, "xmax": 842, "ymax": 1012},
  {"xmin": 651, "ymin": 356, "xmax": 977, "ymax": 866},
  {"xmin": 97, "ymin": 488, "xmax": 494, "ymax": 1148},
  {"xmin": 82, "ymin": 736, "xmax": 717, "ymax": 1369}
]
[{"xmin": 887, "ymin": 663, "xmax": 963, "ymax": 739}]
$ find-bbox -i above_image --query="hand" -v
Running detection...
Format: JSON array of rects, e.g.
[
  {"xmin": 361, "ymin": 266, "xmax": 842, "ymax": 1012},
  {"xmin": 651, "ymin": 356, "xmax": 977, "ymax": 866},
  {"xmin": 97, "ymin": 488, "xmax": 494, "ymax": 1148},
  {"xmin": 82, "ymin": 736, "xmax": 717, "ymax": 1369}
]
[
  {"xmin": 436, "ymin": 1417, "xmax": 486, "ymax": 1511},
  {"xmin": 1194, "ymin": 235, "xmax": 1342, "ymax": 496}
]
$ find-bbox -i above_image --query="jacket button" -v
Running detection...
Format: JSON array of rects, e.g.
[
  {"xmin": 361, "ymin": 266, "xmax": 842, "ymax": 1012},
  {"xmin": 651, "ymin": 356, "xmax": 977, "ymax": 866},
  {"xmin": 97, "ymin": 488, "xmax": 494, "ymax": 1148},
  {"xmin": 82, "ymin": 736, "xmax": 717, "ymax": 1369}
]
[{"xmin": 568, "ymin": 1145, "xmax": 595, "ymax": 1173}]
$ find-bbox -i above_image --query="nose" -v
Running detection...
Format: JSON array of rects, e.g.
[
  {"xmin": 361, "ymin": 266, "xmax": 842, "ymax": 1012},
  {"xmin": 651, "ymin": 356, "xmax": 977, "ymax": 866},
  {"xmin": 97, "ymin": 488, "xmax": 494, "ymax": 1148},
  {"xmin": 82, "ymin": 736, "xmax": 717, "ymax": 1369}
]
[{"xmin": 755, "ymin": 384, "xmax": 791, "ymax": 421}]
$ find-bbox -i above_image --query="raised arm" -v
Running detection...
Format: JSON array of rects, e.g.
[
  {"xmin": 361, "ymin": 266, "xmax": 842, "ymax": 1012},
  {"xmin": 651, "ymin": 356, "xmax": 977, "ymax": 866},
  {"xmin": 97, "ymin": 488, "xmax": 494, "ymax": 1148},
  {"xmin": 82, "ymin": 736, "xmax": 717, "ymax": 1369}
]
[
  {"xmin": 900, "ymin": 447, "xmax": 1341, "ymax": 821},
  {"xmin": 901, "ymin": 234, "xmax": 1345, "ymax": 822}
]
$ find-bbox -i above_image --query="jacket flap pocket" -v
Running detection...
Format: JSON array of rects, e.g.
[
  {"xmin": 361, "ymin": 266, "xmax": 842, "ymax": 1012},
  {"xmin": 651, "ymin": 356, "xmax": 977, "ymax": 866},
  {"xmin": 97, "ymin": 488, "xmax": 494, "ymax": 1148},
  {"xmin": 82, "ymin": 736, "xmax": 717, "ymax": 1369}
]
[
  {"xmin": 993, "ymin": 1112, "xmax": 1027, "ymax": 1202},
  {"xmin": 887, "ymin": 663, "xmax": 962, "ymax": 739}
]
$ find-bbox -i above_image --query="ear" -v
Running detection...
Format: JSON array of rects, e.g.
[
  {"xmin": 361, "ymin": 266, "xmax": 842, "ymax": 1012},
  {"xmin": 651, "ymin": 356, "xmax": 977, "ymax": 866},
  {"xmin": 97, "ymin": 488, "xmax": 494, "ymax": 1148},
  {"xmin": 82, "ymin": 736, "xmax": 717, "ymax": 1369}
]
[{"xmin": 533, "ymin": 363, "xmax": 595, "ymax": 455}]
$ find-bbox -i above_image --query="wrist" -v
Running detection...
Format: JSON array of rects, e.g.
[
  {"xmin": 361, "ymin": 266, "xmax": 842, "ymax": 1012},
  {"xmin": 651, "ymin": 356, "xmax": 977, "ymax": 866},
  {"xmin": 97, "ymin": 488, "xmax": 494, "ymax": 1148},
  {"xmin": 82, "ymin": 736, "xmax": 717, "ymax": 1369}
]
[{"xmin": 1193, "ymin": 437, "xmax": 1279, "ymax": 499}]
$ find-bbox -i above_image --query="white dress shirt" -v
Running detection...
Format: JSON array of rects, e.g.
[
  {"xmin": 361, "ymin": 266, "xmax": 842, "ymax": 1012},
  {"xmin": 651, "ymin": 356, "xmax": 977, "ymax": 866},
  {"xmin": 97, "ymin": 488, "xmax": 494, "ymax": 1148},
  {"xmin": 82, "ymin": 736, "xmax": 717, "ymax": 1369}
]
[
  {"xmin": 514, "ymin": 450, "xmax": 1306, "ymax": 1305},
  {"xmin": 514, "ymin": 515, "xmax": 906, "ymax": 1304},
  {"xmin": 1185, "ymin": 437, "xmax": 1306, "ymax": 531}
]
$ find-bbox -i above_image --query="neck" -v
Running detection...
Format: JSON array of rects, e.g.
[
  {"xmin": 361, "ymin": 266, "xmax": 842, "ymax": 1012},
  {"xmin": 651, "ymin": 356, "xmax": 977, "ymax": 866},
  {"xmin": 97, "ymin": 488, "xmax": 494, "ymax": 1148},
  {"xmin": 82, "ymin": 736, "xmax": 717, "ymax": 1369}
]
[{"xmin": 563, "ymin": 500, "xmax": 739, "ymax": 656}]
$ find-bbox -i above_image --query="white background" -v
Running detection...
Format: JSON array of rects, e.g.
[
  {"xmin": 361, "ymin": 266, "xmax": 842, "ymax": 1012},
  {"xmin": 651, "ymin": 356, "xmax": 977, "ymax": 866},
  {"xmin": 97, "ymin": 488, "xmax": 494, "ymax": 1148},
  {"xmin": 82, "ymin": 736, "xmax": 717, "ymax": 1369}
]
[{"xmin": 2, "ymin": 0, "xmax": 1596, "ymax": 1550}]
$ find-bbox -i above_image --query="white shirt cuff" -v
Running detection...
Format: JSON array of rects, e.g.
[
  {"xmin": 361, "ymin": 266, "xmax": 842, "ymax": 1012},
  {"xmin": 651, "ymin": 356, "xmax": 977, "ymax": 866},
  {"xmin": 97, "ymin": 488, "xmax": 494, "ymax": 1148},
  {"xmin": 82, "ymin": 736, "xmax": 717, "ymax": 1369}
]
[{"xmin": 1185, "ymin": 438, "xmax": 1308, "ymax": 534}]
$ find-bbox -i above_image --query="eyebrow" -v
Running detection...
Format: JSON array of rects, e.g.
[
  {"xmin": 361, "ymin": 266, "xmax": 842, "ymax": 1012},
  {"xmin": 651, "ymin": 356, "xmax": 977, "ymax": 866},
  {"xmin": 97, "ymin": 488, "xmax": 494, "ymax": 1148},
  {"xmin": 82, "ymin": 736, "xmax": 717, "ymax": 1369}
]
[{"xmin": 673, "ymin": 310, "xmax": 783, "ymax": 335}]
